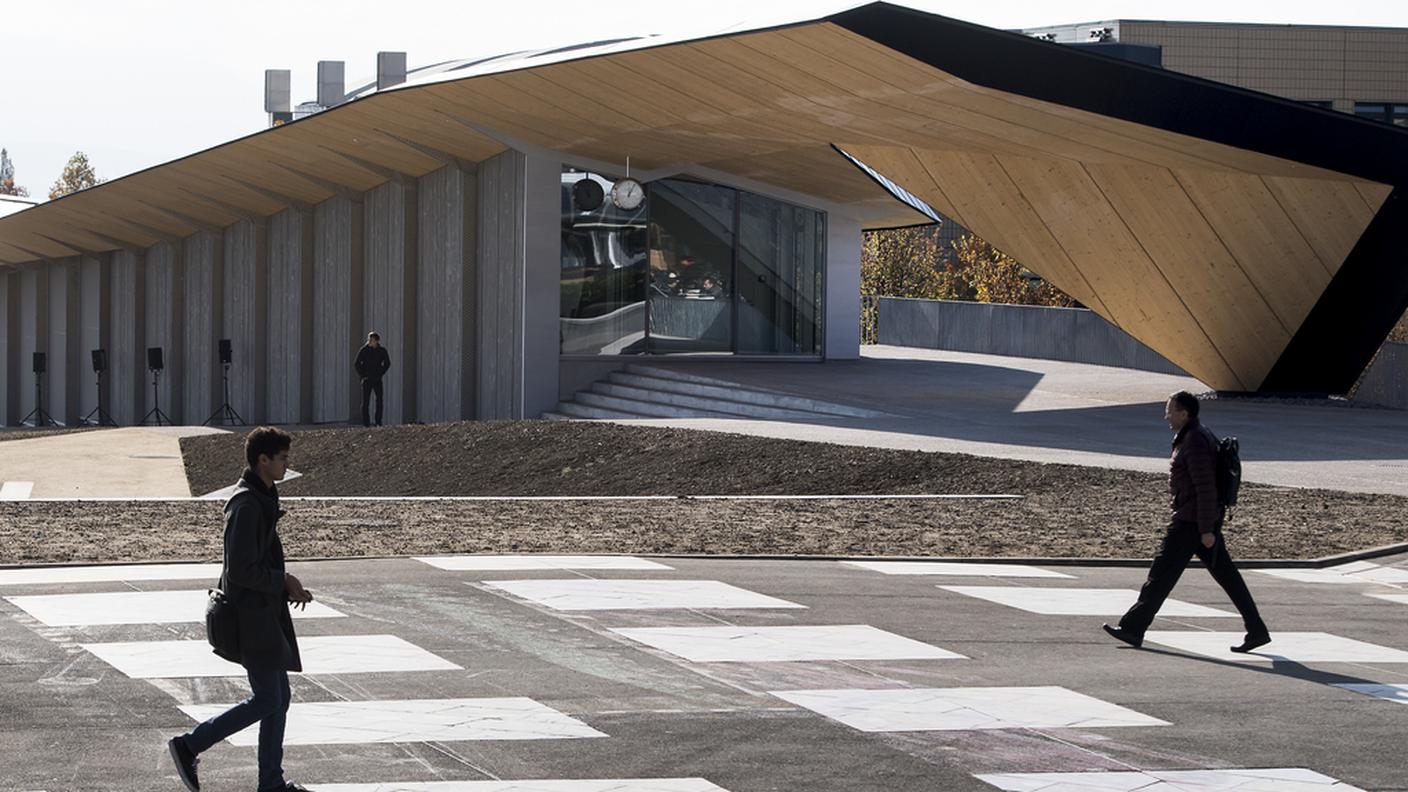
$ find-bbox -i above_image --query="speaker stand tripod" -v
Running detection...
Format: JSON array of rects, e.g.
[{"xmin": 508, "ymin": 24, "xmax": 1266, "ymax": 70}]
[
  {"xmin": 20, "ymin": 374, "xmax": 59, "ymax": 428},
  {"xmin": 140, "ymin": 369, "xmax": 172, "ymax": 426},
  {"xmin": 204, "ymin": 362, "xmax": 245, "ymax": 426},
  {"xmin": 79, "ymin": 371, "xmax": 117, "ymax": 426}
]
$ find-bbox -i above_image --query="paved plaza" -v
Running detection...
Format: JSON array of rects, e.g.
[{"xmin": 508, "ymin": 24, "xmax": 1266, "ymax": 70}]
[{"xmin": 3, "ymin": 552, "xmax": 1407, "ymax": 791}]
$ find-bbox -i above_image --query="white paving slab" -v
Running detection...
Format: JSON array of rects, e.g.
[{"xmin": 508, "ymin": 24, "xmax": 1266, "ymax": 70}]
[
  {"xmin": 316, "ymin": 781, "xmax": 728, "ymax": 792},
  {"xmin": 0, "ymin": 481, "xmax": 34, "ymax": 500},
  {"xmin": 5, "ymin": 589, "xmax": 344, "ymax": 626},
  {"xmin": 1255, "ymin": 561, "xmax": 1408, "ymax": 585},
  {"xmin": 0, "ymin": 562, "xmax": 223, "ymax": 586},
  {"xmin": 1143, "ymin": 631, "xmax": 1408, "ymax": 663},
  {"xmin": 1333, "ymin": 683, "xmax": 1408, "ymax": 705},
  {"xmin": 1366, "ymin": 593, "xmax": 1408, "ymax": 605},
  {"xmin": 179, "ymin": 697, "xmax": 605, "ymax": 745},
  {"xmin": 610, "ymin": 624, "xmax": 965, "ymax": 662},
  {"xmin": 482, "ymin": 579, "xmax": 805, "ymax": 611},
  {"xmin": 938, "ymin": 586, "xmax": 1237, "ymax": 617},
  {"xmin": 769, "ymin": 686, "xmax": 1167, "ymax": 732},
  {"xmin": 416, "ymin": 555, "xmax": 673, "ymax": 572},
  {"xmin": 842, "ymin": 561, "xmax": 1074, "ymax": 579},
  {"xmin": 83, "ymin": 635, "xmax": 461, "ymax": 678},
  {"xmin": 975, "ymin": 767, "xmax": 1366, "ymax": 791}
]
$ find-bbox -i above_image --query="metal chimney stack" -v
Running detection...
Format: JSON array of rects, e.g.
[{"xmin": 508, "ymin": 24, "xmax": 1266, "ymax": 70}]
[
  {"xmin": 264, "ymin": 69, "xmax": 292, "ymax": 126},
  {"xmin": 377, "ymin": 52, "xmax": 408, "ymax": 90},
  {"xmin": 317, "ymin": 60, "xmax": 346, "ymax": 107}
]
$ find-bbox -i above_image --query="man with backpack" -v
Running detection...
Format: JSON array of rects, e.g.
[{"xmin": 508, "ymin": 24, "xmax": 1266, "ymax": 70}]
[{"xmin": 1103, "ymin": 391, "xmax": 1271, "ymax": 653}]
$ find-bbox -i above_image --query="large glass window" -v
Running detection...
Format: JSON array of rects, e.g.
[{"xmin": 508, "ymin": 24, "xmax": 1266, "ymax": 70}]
[
  {"xmin": 560, "ymin": 172, "xmax": 825, "ymax": 357},
  {"xmin": 1354, "ymin": 102, "xmax": 1408, "ymax": 127},
  {"xmin": 559, "ymin": 170, "xmax": 648, "ymax": 354}
]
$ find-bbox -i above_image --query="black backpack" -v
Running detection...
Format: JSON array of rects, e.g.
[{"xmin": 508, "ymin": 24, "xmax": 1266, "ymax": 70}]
[{"xmin": 1215, "ymin": 436, "xmax": 1241, "ymax": 508}]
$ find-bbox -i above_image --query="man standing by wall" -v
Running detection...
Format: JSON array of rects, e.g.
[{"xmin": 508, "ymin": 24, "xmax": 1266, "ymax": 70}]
[
  {"xmin": 354, "ymin": 331, "xmax": 391, "ymax": 427},
  {"xmin": 1103, "ymin": 391, "xmax": 1271, "ymax": 654},
  {"xmin": 168, "ymin": 426, "xmax": 314, "ymax": 792}
]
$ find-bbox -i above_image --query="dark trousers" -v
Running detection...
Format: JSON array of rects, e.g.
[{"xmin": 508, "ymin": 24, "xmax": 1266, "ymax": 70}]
[
  {"xmin": 1119, "ymin": 519, "xmax": 1267, "ymax": 636},
  {"xmin": 182, "ymin": 666, "xmax": 290, "ymax": 791},
  {"xmin": 361, "ymin": 377, "xmax": 383, "ymax": 426}
]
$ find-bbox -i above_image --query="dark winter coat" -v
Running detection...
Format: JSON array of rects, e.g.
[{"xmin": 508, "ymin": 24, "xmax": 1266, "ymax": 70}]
[
  {"xmin": 355, "ymin": 344, "xmax": 391, "ymax": 382},
  {"xmin": 1169, "ymin": 418, "xmax": 1222, "ymax": 535},
  {"xmin": 221, "ymin": 469, "xmax": 302, "ymax": 672}
]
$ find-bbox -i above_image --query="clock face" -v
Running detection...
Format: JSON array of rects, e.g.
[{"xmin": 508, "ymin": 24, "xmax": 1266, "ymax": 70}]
[
  {"xmin": 572, "ymin": 178, "xmax": 605, "ymax": 212},
  {"xmin": 610, "ymin": 178, "xmax": 645, "ymax": 210}
]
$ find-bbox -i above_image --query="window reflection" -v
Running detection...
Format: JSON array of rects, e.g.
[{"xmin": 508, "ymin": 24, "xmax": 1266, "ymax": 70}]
[
  {"xmin": 559, "ymin": 171, "xmax": 648, "ymax": 354},
  {"xmin": 647, "ymin": 180, "xmax": 735, "ymax": 354}
]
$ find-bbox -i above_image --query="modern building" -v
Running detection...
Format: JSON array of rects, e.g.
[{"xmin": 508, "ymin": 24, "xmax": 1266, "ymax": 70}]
[
  {"xmin": 1022, "ymin": 20, "xmax": 1408, "ymax": 124},
  {"xmin": 1, "ymin": 2, "xmax": 1406, "ymax": 428}
]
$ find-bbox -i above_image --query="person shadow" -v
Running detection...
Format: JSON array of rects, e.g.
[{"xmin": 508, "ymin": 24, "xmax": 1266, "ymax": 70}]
[{"xmin": 1126, "ymin": 643, "xmax": 1403, "ymax": 698}]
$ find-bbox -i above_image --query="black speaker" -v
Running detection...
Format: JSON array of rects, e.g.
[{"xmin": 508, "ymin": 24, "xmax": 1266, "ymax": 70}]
[
  {"xmin": 218, "ymin": 338, "xmax": 232, "ymax": 365},
  {"xmin": 147, "ymin": 346, "xmax": 164, "ymax": 371},
  {"xmin": 91, "ymin": 349, "xmax": 107, "ymax": 373},
  {"xmin": 32, "ymin": 352, "xmax": 46, "ymax": 374}
]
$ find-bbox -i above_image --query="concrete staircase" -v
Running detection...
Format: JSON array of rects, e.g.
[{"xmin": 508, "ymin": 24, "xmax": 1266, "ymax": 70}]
[{"xmin": 545, "ymin": 364, "xmax": 887, "ymax": 421}]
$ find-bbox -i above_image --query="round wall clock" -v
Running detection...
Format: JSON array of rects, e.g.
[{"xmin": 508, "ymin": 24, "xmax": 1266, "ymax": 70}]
[
  {"xmin": 572, "ymin": 178, "xmax": 605, "ymax": 212},
  {"xmin": 610, "ymin": 177, "xmax": 645, "ymax": 210}
]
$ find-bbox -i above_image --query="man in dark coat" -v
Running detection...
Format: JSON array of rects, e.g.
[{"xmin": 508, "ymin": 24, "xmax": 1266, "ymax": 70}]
[
  {"xmin": 169, "ymin": 427, "xmax": 313, "ymax": 792},
  {"xmin": 354, "ymin": 331, "xmax": 391, "ymax": 427},
  {"xmin": 1104, "ymin": 391, "xmax": 1270, "ymax": 653}
]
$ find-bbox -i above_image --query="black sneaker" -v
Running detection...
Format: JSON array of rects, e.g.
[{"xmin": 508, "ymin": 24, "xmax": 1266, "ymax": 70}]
[
  {"xmin": 1231, "ymin": 630, "xmax": 1271, "ymax": 653},
  {"xmin": 1102, "ymin": 623, "xmax": 1143, "ymax": 648},
  {"xmin": 261, "ymin": 784, "xmax": 312, "ymax": 792},
  {"xmin": 167, "ymin": 736, "xmax": 199, "ymax": 792}
]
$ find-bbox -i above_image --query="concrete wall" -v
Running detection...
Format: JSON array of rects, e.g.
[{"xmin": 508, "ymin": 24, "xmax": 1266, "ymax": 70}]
[
  {"xmin": 476, "ymin": 150, "xmax": 525, "ymax": 419},
  {"xmin": 825, "ymin": 216, "xmax": 863, "ymax": 361},
  {"xmin": 1355, "ymin": 341, "xmax": 1408, "ymax": 408},
  {"xmin": 143, "ymin": 241, "xmax": 183, "ymax": 423},
  {"xmin": 364, "ymin": 179, "xmax": 416, "ymax": 424},
  {"xmin": 18, "ymin": 267, "xmax": 45, "ymax": 423},
  {"xmin": 46, "ymin": 259, "xmax": 79, "ymax": 423},
  {"xmin": 223, "ymin": 219, "xmax": 266, "ymax": 423},
  {"xmin": 416, "ymin": 164, "xmax": 477, "ymax": 423},
  {"xmin": 875, "ymin": 297, "xmax": 1186, "ymax": 375},
  {"xmin": 181, "ymin": 234, "xmax": 221, "ymax": 424},
  {"xmin": 78, "ymin": 255, "xmax": 109, "ymax": 422},
  {"xmin": 266, "ymin": 208, "xmax": 314, "ymax": 424},
  {"xmin": 313, "ymin": 196, "xmax": 361, "ymax": 423},
  {"xmin": 108, "ymin": 250, "xmax": 145, "ymax": 425},
  {"xmin": 0, "ymin": 271, "xmax": 17, "ymax": 424}
]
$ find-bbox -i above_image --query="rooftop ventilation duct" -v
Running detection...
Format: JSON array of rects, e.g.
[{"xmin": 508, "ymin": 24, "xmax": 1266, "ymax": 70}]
[
  {"xmin": 317, "ymin": 60, "xmax": 345, "ymax": 107},
  {"xmin": 377, "ymin": 52, "xmax": 408, "ymax": 90}
]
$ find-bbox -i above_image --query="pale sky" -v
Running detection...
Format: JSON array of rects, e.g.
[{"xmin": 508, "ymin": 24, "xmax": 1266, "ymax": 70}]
[{"xmin": 5, "ymin": 0, "xmax": 1407, "ymax": 197}]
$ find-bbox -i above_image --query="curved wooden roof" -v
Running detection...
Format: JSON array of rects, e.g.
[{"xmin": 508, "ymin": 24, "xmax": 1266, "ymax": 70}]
[{"xmin": 2, "ymin": 2, "xmax": 1405, "ymax": 393}]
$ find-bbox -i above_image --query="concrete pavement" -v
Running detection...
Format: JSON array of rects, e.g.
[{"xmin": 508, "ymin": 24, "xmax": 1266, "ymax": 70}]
[
  {"xmin": 2, "ymin": 552, "xmax": 1406, "ymax": 791},
  {"xmin": 0, "ymin": 427, "xmax": 228, "ymax": 498}
]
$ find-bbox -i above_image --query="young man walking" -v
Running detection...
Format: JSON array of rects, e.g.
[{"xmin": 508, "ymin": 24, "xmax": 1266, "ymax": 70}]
[
  {"xmin": 169, "ymin": 427, "xmax": 313, "ymax": 792},
  {"xmin": 354, "ymin": 331, "xmax": 391, "ymax": 427},
  {"xmin": 1103, "ymin": 391, "xmax": 1271, "ymax": 653}
]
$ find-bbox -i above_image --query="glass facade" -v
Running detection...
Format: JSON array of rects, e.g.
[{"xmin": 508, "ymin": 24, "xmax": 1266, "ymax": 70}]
[
  {"xmin": 561, "ymin": 172, "xmax": 825, "ymax": 357},
  {"xmin": 1354, "ymin": 102, "xmax": 1408, "ymax": 127}
]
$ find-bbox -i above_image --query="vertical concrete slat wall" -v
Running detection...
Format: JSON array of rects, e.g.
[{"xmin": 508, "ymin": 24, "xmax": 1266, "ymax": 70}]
[
  {"xmin": 521, "ymin": 152, "xmax": 561, "ymax": 419},
  {"xmin": 19, "ymin": 268, "xmax": 46, "ymax": 423},
  {"xmin": 416, "ymin": 164, "xmax": 477, "ymax": 423},
  {"xmin": 476, "ymin": 150, "xmax": 526, "ymax": 419},
  {"xmin": 108, "ymin": 251, "xmax": 145, "ymax": 425},
  {"xmin": 267, "ymin": 208, "xmax": 313, "ymax": 424},
  {"xmin": 224, "ymin": 220, "xmax": 267, "ymax": 423},
  {"xmin": 46, "ymin": 259, "xmax": 78, "ymax": 423},
  {"xmin": 182, "ymin": 233, "xmax": 221, "ymax": 424},
  {"xmin": 143, "ymin": 242, "xmax": 184, "ymax": 423},
  {"xmin": 824, "ymin": 216, "xmax": 862, "ymax": 361},
  {"xmin": 313, "ymin": 196, "xmax": 358, "ymax": 423},
  {"xmin": 0, "ymin": 272, "xmax": 16, "ymax": 424},
  {"xmin": 78, "ymin": 255, "xmax": 109, "ymax": 422},
  {"xmin": 363, "ymin": 180, "xmax": 416, "ymax": 425}
]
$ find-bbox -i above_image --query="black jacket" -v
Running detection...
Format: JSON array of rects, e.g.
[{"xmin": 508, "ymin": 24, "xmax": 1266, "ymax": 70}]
[
  {"xmin": 1169, "ymin": 419, "xmax": 1222, "ymax": 534},
  {"xmin": 221, "ymin": 469, "xmax": 301, "ymax": 672},
  {"xmin": 355, "ymin": 344, "xmax": 391, "ymax": 382}
]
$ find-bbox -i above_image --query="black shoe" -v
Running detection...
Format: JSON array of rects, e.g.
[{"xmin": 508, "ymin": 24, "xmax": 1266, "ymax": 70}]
[
  {"xmin": 1102, "ymin": 623, "xmax": 1143, "ymax": 648},
  {"xmin": 261, "ymin": 784, "xmax": 312, "ymax": 792},
  {"xmin": 168, "ymin": 736, "xmax": 199, "ymax": 792},
  {"xmin": 1231, "ymin": 630, "xmax": 1271, "ymax": 653}
]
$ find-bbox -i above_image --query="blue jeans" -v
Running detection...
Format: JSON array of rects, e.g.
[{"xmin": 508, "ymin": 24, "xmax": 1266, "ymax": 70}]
[{"xmin": 182, "ymin": 666, "xmax": 290, "ymax": 791}]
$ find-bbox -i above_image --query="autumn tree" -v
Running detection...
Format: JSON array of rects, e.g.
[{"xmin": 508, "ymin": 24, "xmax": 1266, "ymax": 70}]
[
  {"xmin": 48, "ymin": 151, "xmax": 104, "ymax": 199},
  {"xmin": 860, "ymin": 226, "xmax": 966, "ymax": 341},
  {"xmin": 0, "ymin": 149, "xmax": 29, "ymax": 197},
  {"xmin": 951, "ymin": 233, "xmax": 1074, "ymax": 308}
]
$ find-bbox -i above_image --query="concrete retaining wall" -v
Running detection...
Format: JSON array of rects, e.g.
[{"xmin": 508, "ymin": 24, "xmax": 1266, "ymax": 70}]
[{"xmin": 875, "ymin": 297, "xmax": 1185, "ymax": 376}]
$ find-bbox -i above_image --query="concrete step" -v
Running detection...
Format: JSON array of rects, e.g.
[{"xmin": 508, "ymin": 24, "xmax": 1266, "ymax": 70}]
[
  {"xmin": 610, "ymin": 370, "xmax": 881, "ymax": 418},
  {"xmin": 574, "ymin": 390, "xmax": 732, "ymax": 419},
  {"xmin": 548, "ymin": 401, "xmax": 643, "ymax": 420},
  {"xmin": 591, "ymin": 381, "xmax": 832, "ymax": 421}
]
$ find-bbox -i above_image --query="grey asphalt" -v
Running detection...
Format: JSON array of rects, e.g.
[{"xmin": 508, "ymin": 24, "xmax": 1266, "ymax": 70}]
[
  {"xmin": 606, "ymin": 346, "xmax": 1408, "ymax": 496},
  {"xmin": 3, "ymin": 552, "xmax": 1406, "ymax": 791}
]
